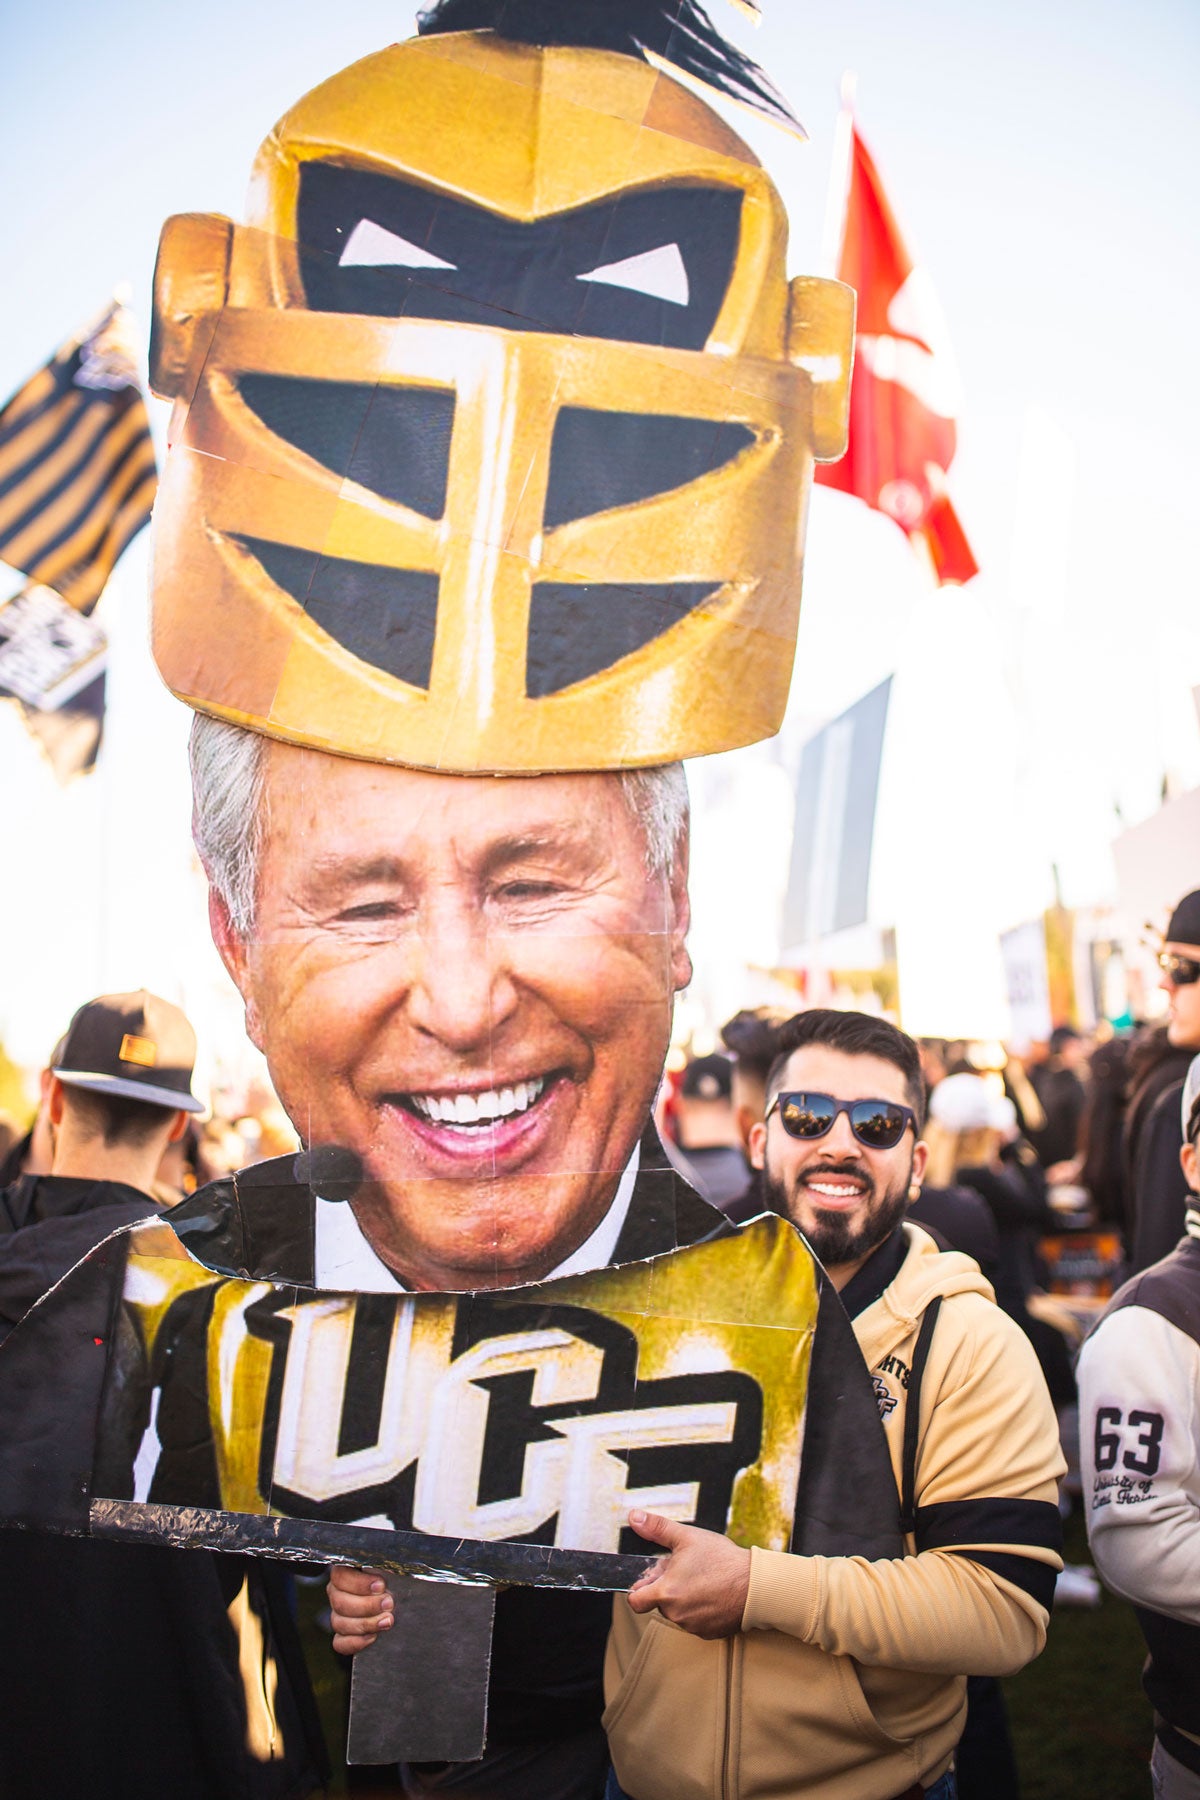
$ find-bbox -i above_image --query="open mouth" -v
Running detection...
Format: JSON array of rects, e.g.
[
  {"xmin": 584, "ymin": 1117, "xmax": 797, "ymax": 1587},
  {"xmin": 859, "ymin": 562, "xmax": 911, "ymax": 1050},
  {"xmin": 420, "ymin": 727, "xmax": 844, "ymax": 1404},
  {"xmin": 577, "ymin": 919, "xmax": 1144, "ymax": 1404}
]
[
  {"xmin": 391, "ymin": 1072, "xmax": 561, "ymax": 1133},
  {"xmin": 802, "ymin": 1170, "xmax": 869, "ymax": 1205}
]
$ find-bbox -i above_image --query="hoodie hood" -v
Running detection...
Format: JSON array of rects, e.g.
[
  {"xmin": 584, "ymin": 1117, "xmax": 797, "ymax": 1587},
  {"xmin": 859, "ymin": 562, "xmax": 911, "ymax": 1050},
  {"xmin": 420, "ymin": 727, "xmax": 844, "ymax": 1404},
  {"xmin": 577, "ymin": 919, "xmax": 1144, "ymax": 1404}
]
[{"xmin": 854, "ymin": 1221, "xmax": 996, "ymax": 1369}]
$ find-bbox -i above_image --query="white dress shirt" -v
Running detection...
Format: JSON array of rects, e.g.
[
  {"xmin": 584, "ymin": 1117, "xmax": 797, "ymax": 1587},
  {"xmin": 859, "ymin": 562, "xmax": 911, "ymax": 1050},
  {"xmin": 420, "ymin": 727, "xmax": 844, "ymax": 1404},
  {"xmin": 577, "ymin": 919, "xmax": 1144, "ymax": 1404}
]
[{"xmin": 314, "ymin": 1143, "xmax": 640, "ymax": 1291}]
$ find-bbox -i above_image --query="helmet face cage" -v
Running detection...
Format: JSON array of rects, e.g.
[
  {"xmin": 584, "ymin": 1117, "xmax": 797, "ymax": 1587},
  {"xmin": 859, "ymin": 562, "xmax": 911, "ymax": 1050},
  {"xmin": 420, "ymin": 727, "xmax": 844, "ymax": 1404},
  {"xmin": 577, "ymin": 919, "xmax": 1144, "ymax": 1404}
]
[{"xmin": 151, "ymin": 33, "xmax": 854, "ymax": 772}]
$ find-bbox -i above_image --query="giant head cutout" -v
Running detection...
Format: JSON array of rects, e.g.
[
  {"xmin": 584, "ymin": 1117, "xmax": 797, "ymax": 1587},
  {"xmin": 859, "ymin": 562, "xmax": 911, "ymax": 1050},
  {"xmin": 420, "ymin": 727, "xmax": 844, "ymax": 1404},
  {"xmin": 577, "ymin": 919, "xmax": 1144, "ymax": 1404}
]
[{"xmin": 0, "ymin": 2, "xmax": 888, "ymax": 1769}]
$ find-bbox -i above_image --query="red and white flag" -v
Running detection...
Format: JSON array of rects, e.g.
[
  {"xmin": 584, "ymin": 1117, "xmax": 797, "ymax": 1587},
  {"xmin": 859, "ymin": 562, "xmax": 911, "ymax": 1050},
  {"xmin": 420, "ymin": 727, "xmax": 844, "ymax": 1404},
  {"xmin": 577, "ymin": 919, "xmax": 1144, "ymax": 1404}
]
[{"xmin": 817, "ymin": 109, "xmax": 979, "ymax": 586}]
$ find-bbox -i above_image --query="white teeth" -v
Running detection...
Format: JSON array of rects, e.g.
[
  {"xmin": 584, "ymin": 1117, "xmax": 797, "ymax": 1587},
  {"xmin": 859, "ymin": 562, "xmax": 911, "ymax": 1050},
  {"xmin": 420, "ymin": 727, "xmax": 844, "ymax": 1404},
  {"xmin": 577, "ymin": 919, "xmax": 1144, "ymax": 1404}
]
[
  {"xmin": 409, "ymin": 1077, "xmax": 547, "ymax": 1127},
  {"xmin": 810, "ymin": 1181, "xmax": 862, "ymax": 1197}
]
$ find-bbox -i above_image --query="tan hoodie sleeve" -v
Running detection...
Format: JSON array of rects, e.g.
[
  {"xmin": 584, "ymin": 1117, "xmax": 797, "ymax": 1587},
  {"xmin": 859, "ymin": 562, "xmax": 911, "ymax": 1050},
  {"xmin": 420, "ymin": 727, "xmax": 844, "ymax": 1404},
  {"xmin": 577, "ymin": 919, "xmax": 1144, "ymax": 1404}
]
[{"xmin": 741, "ymin": 1294, "xmax": 1065, "ymax": 1677}]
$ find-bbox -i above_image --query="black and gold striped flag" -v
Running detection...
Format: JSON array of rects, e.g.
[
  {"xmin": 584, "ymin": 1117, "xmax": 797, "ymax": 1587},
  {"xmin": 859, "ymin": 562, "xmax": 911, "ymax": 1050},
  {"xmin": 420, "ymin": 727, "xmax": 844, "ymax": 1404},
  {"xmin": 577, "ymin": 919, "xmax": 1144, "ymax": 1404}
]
[
  {"xmin": 0, "ymin": 303, "xmax": 157, "ymax": 613},
  {"xmin": 0, "ymin": 585, "xmax": 108, "ymax": 783}
]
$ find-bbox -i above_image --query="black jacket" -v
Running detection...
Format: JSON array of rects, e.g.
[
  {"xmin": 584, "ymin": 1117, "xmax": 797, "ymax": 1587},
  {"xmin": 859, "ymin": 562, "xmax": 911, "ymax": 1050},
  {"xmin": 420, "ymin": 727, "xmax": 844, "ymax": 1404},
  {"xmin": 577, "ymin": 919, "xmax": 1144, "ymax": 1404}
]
[
  {"xmin": 1130, "ymin": 1078, "xmax": 1190, "ymax": 1276},
  {"xmin": 907, "ymin": 1184, "xmax": 1000, "ymax": 1282},
  {"xmin": 957, "ymin": 1147, "xmax": 1054, "ymax": 1319},
  {"xmin": 0, "ymin": 1174, "xmax": 159, "ymax": 1342},
  {"xmin": 1028, "ymin": 1062, "xmax": 1086, "ymax": 1168},
  {"xmin": 0, "ymin": 1171, "xmax": 328, "ymax": 1800},
  {"xmin": 1123, "ymin": 1040, "xmax": 1194, "ymax": 1259}
]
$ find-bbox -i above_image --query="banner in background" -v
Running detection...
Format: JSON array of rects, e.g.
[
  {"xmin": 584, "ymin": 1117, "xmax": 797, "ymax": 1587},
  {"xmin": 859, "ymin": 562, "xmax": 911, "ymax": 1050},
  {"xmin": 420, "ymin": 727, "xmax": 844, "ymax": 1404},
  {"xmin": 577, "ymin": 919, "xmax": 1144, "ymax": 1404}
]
[
  {"xmin": 0, "ymin": 303, "xmax": 156, "ymax": 614},
  {"xmin": 781, "ymin": 676, "xmax": 892, "ymax": 953},
  {"xmin": 0, "ymin": 585, "xmax": 107, "ymax": 780},
  {"xmin": 816, "ymin": 113, "xmax": 979, "ymax": 586},
  {"xmin": 1000, "ymin": 918, "xmax": 1054, "ymax": 1047}
]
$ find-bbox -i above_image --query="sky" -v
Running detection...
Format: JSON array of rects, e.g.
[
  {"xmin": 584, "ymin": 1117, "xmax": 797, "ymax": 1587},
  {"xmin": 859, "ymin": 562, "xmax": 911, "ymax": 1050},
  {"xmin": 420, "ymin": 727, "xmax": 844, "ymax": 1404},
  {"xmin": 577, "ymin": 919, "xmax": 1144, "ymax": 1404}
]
[{"xmin": 0, "ymin": 0, "xmax": 1198, "ymax": 1069}]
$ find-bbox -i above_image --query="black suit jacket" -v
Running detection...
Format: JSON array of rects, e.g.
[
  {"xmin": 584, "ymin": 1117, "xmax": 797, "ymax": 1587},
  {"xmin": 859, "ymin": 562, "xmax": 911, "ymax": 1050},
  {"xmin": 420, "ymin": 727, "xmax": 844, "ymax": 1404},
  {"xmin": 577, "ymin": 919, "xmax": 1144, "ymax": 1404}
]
[{"xmin": 161, "ymin": 1125, "xmax": 724, "ymax": 1285}]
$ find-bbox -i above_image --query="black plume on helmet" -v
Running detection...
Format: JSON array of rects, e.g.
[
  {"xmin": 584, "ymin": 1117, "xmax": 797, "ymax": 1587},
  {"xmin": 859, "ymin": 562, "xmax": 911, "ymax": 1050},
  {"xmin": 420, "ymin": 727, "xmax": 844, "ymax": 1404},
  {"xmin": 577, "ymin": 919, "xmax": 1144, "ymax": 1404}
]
[{"xmin": 416, "ymin": 0, "xmax": 801, "ymax": 134}]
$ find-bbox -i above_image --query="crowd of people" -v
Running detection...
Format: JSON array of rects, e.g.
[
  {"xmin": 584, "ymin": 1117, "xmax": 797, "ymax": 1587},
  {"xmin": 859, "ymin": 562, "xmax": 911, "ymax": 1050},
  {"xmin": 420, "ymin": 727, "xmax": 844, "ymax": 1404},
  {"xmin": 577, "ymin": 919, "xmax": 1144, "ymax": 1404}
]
[{"xmin": 1, "ymin": 887, "xmax": 1199, "ymax": 1800}]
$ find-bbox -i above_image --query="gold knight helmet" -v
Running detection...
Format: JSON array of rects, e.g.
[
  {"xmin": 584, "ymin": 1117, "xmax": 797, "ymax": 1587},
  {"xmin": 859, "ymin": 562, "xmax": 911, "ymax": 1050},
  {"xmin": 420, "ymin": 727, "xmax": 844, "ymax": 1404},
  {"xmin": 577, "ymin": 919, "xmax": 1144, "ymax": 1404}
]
[{"xmin": 149, "ymin": 0, "xmax": 854, "ymax": 772}]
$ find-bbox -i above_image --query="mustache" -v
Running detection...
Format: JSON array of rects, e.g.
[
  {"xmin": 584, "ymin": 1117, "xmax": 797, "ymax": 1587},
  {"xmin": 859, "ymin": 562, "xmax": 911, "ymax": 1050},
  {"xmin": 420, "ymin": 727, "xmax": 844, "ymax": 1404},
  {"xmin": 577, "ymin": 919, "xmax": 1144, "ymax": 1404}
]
[{"xmin": 797, "ymin": 1159, "xmax": 870, "ymax": 1181}]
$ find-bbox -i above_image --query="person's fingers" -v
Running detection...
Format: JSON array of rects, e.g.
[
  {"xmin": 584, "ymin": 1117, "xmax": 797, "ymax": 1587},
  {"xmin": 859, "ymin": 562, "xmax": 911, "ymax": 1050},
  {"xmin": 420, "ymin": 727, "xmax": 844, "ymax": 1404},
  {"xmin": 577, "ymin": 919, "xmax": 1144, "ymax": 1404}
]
[
  {"xmin": 329, "ymin": 1587, "xmax": 394, "ymax": 1621},
  {"xmin": 628, "ymin": 1509, "xmax": 685, "ymax": 1550},
  {"xmin": 328, "ymin": 1567, "xmax": 394, "ymax": 1649},
  {"xmin": 629, "ymin": 1556, "xmax": 667, "ymax": 1591},
  {"xmin": 626, "ymin": 1577, "xmax": 664, "ymax": 1615},
  {"xmin": 332, "ymin": 1625, "xmax": 387, "ymax": 1655},
  {"xmin": 328, "ymin": 1565, "xmax": 390, "ymax": 1597},
  {"xmin": 330, "ymin": 1602, "xmax": 392, "ymax": 1641}
]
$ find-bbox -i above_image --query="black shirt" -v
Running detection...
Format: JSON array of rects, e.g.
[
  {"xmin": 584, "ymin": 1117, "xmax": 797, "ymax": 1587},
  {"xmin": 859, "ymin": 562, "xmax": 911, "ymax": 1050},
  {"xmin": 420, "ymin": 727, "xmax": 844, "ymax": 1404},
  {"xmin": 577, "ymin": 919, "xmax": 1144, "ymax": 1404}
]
[
  {"xmin": 0, "ymin": 1174, "xmax": 159, "ymax": 1343},
  {"xmin": 837, "ymin": 1227, "xmax": 908, "ymax": 1320}
]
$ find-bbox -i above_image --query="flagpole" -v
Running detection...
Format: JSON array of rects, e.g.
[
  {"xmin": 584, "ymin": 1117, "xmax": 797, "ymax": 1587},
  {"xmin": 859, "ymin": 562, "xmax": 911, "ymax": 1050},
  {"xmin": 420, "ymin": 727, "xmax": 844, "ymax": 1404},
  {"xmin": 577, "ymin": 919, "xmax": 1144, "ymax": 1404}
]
[{"xmin": 820, "ymin": 70, "xmax": 856, "ymax": 277}]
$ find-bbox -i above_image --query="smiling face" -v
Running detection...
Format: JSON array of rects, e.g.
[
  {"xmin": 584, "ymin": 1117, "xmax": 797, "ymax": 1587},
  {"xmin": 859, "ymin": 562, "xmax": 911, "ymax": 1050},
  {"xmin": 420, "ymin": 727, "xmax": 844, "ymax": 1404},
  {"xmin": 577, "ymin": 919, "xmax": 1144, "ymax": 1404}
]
[
  {"xmin": 211, "ymin": 741, "xmax": 691, "ymax": 1291},
  {"xmin": 749, "ymin": 1044, "xmax": 927, "ymax": 1283}
]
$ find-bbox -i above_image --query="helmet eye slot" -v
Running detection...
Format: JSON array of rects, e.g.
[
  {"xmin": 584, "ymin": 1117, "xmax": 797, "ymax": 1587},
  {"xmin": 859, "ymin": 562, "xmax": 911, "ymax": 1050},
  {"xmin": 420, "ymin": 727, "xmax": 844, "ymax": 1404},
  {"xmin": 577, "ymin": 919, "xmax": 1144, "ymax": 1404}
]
[
  {"xmin": 237, "ymin": 535, "xmax": 439, "ymax": 689},
  {"xmin": 544, "ymin": 409, "xmax": 755, "ymax": 529},
  {"xmin": 297, "ymin": 164, "xmax": 742, "ymax": 351},
  {"xmin": 526, "ymin": 581, "xmax": 721, "ymax": 698},
  {"xmin": 239, "ymin": 375, "xmax": 454, "ymax": 519}
]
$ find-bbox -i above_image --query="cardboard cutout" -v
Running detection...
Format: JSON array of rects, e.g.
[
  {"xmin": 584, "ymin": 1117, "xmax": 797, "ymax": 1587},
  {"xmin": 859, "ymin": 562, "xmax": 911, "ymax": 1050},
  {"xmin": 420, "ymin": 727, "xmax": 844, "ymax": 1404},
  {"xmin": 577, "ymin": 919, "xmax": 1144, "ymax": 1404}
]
[
  {"xmin": 0, "ymin": 1, "xmax": 888, "ymax": 1770},
  {"xmin": 148, "ymin": 26, "xmax": 853, "ymax": 770}
]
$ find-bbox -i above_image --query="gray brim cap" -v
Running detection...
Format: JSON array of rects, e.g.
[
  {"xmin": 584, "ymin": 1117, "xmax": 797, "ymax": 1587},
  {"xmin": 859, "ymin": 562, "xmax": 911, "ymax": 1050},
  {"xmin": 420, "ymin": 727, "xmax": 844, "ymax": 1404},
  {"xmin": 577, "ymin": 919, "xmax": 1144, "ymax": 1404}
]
[{"xmin": 52, "ymin": 989, "xmax": 204, "ymax": 1115}]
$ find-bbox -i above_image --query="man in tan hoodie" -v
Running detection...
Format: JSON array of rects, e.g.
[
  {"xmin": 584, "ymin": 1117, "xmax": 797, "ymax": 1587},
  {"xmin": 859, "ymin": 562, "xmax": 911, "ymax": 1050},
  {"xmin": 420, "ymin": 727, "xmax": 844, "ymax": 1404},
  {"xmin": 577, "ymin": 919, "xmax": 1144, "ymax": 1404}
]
[{"xmin": 605, "ymin": 1008, "xmax": 1064, "ymax": 1800}]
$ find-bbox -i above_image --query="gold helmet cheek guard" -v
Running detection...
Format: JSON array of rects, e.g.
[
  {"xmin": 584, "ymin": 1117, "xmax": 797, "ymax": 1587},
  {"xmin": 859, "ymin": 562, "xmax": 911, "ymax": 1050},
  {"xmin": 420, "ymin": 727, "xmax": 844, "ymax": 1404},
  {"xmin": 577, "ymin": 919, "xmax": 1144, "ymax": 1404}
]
[{"xmin": 148, "ymin": 37, "xmax": 854, "ymax": 774}]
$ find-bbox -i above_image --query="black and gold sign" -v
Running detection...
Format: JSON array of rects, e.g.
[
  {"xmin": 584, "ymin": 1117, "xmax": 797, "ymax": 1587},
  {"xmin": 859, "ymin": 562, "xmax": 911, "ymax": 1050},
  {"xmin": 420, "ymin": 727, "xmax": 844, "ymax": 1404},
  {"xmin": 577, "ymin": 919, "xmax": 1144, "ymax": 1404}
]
[{"xmin": 97, "ymin": 1215, "xmax": 817, "ymax": 1567}]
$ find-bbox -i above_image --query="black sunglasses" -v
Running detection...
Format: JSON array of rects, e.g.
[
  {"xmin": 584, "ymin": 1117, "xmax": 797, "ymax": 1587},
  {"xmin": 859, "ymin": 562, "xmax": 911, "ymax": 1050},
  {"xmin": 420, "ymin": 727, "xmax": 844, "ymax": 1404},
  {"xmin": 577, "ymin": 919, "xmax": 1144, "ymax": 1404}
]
[
  {"xmin": 765, "ymin": 1091, "xmax": 917, "ymax": 1150},
  {"xmin": 1160, "ymin": 951, "xmax": 1200, "ymax": 987}
]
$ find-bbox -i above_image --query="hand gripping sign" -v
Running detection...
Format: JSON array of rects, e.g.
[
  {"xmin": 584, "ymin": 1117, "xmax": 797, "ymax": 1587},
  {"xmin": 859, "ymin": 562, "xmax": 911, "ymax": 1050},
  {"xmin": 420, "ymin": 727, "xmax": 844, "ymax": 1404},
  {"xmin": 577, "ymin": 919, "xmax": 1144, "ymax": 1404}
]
[{"xmin": 0, "ymin": 0, "xmax": 883, "ymax": 1769}]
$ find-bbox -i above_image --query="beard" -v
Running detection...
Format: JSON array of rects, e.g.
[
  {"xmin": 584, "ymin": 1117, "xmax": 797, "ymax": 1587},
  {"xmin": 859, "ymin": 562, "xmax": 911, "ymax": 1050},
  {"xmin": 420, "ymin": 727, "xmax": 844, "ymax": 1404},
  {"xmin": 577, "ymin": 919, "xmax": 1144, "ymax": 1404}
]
[{"xmin": 760, "ymin": 1153, "xmax": 912, "ymax": 1271}]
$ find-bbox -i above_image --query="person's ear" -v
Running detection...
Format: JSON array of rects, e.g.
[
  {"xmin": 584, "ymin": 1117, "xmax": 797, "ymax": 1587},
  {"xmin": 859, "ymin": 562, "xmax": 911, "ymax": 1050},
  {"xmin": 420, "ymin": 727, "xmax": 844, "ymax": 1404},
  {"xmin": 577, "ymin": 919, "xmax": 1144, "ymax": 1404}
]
[
  {"xmin": 168, "ymin": 1110, "xmax": 189, "ymax": 1146},
  {"xmin": 748, "ymin": 1118, "xmax": 767, "ymax": 1172},
  {"xmin": 734, "ymin": 1102, "xmax": 759, "ymax": 1157},
  {"xmin": 910, "ymin": 1137, "xmax": 928, "ymax": 1187},
  {"xmin": 207, "ymin": 889, "xmax": 265, "ymax": 1048},
  {"xmin": 1182, "ymin": 1140, "xmax": 1198, "ymax": 1194},
  {"xmin": 666, "ymin": 832, "xmax": 693, "ymax": 995},
  {"xmin": 47, "ymin": 1076, "xmax": 66, "ymax": 1128}
]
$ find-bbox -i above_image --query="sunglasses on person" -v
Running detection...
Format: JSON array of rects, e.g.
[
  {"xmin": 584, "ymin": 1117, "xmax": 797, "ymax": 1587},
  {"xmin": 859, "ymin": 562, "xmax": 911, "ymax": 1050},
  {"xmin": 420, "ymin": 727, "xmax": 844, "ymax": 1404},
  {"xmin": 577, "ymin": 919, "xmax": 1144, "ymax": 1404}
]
[
  {"xmin": 1159, "ymin": 951, "xmax": 1200, "ymax": 987},
  {"xmin": 764, "ymin": 1092, "xmax": 918, "ymax": 1150}
]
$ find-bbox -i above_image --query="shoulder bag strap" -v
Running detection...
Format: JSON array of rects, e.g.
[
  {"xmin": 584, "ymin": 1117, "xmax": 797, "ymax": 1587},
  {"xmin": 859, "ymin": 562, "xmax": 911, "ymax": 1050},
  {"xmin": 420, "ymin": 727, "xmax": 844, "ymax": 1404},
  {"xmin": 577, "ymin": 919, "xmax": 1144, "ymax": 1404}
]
[{"xmin": 898, "ymin": 1294, "xmax": 942, "ymax": 1540}]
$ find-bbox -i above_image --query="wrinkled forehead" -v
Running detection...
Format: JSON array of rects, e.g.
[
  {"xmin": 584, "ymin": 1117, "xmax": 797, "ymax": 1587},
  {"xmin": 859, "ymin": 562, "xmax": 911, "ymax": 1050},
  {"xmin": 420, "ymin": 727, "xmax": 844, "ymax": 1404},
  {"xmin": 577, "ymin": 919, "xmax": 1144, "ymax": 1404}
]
[{"xmin": 256, "ymin": 738, "xmax": 650, "ymax": 867}]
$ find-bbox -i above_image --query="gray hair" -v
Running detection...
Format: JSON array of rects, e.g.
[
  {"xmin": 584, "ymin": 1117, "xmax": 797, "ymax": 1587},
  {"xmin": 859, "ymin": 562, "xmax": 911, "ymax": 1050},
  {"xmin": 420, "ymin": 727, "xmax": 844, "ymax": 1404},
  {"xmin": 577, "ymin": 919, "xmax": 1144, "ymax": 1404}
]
[{"xmin": 189, "ymin": 714, "xmax": 689, "ymax": 935}]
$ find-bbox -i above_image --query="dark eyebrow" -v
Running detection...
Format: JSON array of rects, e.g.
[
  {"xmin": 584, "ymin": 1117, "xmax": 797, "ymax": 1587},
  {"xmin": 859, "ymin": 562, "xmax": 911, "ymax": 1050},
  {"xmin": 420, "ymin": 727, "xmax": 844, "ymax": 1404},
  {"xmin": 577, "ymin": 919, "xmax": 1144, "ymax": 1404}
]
[
  {"xmin": 303, "ymin": 853, "xmax": 409, "ymax": 896},
  {"xmin": 477, "ymin": 829, "xmax": 599, "ymax": 883}
]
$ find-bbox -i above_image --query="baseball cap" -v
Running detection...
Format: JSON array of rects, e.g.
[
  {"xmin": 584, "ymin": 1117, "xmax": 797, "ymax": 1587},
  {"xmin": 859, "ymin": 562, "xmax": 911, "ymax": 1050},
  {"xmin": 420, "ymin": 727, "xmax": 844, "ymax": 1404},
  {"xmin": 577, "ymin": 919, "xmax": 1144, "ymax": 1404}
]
[
  {"xmin": 1166, "ymin": 891, "xmax": 1200, "ymax": 949},
  {"xmin": 680, "ymin": 1054, "xmax": 734, "ymax": 1102},
  {"xmin": 52, "ymin": 991, "xmax": 204, "ymax": 1114}
]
